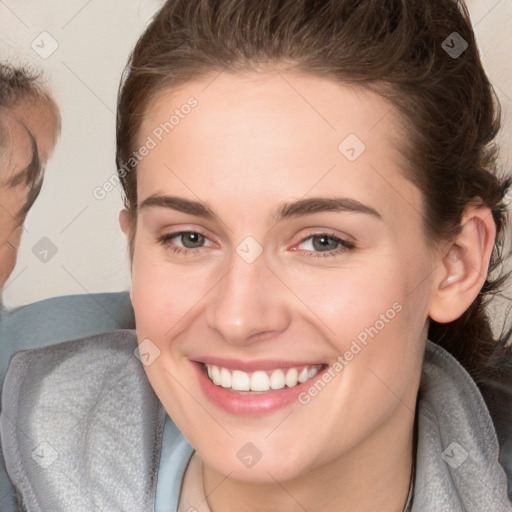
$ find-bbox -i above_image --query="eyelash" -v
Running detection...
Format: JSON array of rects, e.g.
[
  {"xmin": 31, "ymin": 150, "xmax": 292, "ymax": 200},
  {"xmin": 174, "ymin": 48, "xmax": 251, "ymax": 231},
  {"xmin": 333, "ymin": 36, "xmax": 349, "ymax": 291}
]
[
  {"xmin": 156, "ymin": 231, "xmax": 356, "ymax": 258},
  {"xmin": 298, "ymin": 231, "xmax": 356, "ymax": 258},
  {"xmin": 157, "ymin": 231, "xmax": 208, "ymax": 256}
]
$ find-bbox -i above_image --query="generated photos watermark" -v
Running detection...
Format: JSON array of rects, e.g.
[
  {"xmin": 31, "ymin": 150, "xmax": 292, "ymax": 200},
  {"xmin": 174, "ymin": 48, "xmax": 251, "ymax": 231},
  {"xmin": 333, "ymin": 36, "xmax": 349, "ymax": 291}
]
[
  {"xmin": 93, "ymin": 96, "xmax": 198, "ymax": 200},
  {"xmin": 298, "ymin": 301, "xmax": 403, "ymax": 405}
]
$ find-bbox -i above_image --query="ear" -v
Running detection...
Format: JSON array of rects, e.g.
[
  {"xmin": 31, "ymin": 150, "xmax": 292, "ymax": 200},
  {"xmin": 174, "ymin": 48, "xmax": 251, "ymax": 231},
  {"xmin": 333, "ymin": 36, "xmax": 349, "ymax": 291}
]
[
  {"xmin": 119, "ymin": 209, "xmax": 131, "ymax": 236},
  {"xmin": 119, "ymin": 209, "xmax": 134, "ymax": 300},
  {"xmin": 428, "ymin": 205, "xmax": 496, "ymax": 324}
]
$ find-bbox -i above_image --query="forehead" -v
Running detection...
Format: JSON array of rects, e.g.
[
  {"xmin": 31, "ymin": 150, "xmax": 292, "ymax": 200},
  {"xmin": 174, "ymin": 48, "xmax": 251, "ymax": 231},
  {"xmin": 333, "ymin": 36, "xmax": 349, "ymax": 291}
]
[
  {"xmin": 141, "ymin": 71, "xmax": 401, "ymax": 152},
  {"xmin": 136, "ymin": 71, "xmax": 422, "ymax": 227}
]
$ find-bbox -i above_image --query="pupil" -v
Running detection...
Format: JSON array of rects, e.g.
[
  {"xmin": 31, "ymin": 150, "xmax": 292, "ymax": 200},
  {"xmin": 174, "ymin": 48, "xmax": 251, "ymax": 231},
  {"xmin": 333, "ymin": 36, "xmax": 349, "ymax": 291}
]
[
  {"xmin": 313, "ymin": 235, "xmax": 337, "ymax": 251},
  {"xmin": 183, "ymin": 233, "xmax": 204, "ymax": 248}
]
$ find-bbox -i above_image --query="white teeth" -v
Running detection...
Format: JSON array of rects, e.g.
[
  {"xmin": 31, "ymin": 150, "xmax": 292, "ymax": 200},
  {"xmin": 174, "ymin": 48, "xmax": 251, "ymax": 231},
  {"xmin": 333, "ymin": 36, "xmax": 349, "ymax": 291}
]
[
  {"xmin": 204, "ymin": 364, "xmax": 321, "ymax": 392},
  {"xmin": 220, "ymin": 368, "xmax": 231, "ymax": 388},
  {"xmin": 251, "ymin": 371, "xmax": 270, "ymax": 391},
  {"xmin": 298, "ymin": 367, "xmax": 309, "ymax": 383},
  {"xmin": 285, "ymin": 368, "xmax": 298, "ymax": 387},
  {"xmin": 231, "ymin": 370, "xmax": 251, "ymax": 391},
  {"xmin": 211, "ymin": 365, "xmax": 221, "ymax": 385},
  {"xmin": 269, "ymin": 369, "xmax": 285, "ymax": 390}
]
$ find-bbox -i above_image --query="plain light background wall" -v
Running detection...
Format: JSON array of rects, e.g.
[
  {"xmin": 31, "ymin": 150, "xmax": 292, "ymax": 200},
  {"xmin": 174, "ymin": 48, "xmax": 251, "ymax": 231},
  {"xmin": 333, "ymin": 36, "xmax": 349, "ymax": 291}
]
[
  {"xmin": 0, "ymin": 0, "xmax": 511, "ymax": 311},
  {"xmin": 1, "ymin": 0, "xmax": 165, "ymax": 308}
]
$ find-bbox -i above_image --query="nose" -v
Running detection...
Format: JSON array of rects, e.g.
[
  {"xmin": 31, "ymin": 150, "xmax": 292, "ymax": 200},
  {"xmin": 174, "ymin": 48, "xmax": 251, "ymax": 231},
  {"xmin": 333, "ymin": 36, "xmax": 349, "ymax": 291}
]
[{"xmin": 205, "ymin": 255, "xmax": 291, "ymax": 345}]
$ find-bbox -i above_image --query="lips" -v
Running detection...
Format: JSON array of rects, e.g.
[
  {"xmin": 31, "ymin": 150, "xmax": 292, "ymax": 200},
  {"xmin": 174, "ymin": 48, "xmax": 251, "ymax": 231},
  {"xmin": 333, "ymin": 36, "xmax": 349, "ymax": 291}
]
[{"xmin": 192, "ymin": 359, "xmax": 328, "ymax": 415}]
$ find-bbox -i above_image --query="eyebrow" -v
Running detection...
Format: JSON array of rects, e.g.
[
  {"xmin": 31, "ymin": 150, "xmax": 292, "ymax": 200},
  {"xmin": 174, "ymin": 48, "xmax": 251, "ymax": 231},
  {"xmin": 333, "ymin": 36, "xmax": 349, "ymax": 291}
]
[
  {"xmin": 139, "ymin": 195, "xmax": 382, "ymax": 222},
  {"xmin": 273, "ymin": 197, "xmax": 382, "ymax": 221}
]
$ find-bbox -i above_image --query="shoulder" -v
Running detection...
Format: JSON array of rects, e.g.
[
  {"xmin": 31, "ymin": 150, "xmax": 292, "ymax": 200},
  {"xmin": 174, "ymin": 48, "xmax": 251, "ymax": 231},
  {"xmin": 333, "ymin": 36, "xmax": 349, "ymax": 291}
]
[
  {"xmin": 1, "ymin": 329, "xmax": 165, "ymax": 511},
  {"xmin": 0, "ymin": 292, "xmax": 134, "ymax": 347},
  {"xmin": 2, "ymin": 328, "xmax": 143, "ymax": 405},
  {"xmin": 5, "ymin": 327, "xmax": 139, "ymax": 375},
  {"xmin": 415, "ymin": 341, "xmax": 512, "ymax": 509},
  {"xmin": 0, "ymin": 292, "xmax": 135, "ymax": 390}
]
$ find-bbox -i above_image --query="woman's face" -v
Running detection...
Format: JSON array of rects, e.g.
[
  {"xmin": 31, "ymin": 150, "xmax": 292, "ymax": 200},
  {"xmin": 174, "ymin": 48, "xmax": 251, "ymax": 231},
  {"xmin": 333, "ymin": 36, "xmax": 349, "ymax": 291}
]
[{"xmin": 128, "ymin": 71, "xmax": 438, "ymax": 482}]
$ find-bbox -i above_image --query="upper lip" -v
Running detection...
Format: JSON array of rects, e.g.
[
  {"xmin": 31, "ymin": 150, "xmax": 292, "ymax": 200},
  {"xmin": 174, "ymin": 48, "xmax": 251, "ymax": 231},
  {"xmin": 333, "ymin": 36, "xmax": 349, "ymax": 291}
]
[{"xmin": 194, "ymin": 357, "xmax": 326, "ymax": 372}]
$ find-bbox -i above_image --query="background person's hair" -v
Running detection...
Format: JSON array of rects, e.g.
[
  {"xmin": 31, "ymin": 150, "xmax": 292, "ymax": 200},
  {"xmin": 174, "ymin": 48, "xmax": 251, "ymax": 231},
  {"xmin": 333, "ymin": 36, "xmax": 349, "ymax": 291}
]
[
  {"xmin": 0, "ymin": 63, "xmax": 49, "ymax": 108},
  {"xmin": 0, "ymin": 63, "xmax": 57, "ymax": 217},
  {"xmin": 116, "ymin": 0, "xmax": 512, "ymax": 389}
]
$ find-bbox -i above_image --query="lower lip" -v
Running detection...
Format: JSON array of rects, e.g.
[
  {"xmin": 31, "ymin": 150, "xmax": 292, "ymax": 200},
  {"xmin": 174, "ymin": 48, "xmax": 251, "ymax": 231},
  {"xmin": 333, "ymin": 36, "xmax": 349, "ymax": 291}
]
[{"xmin": 192, "ymin": 362, "xmax": 326, "ymax": 416}]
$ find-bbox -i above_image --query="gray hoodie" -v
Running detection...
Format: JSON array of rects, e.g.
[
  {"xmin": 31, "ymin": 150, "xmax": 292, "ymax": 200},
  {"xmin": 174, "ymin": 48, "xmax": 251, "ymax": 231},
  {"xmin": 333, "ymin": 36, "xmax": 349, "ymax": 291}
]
[{"xmin": 0, "ymin": 330, "xmax": 511, "ymax": 511}]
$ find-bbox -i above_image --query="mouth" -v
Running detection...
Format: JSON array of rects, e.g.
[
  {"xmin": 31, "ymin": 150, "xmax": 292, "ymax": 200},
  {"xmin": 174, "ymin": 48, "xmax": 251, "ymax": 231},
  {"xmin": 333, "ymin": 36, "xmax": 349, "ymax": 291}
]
[
  {"xmin": 202, "ymin": 363, "xmax": 323, "ymax": 393},
  {"xmin": 192, "ymin": 360, "xmax": 329, "ymax": 415}
]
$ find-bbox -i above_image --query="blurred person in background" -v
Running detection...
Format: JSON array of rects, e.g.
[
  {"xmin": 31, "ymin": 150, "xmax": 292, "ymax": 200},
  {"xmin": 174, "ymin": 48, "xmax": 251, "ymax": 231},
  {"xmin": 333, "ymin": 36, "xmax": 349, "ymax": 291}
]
[
  {"xmin": 0, "ymin": 63, "xmax": 60, "ymax": 293},
  {"xmin": 0, "ymin": 62, "xmax": 135, "ymax": 512}
]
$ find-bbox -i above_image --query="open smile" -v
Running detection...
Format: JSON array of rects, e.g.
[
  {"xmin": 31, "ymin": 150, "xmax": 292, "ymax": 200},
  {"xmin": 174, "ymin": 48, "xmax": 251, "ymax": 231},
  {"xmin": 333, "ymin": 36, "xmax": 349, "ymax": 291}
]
[{"xmin": 192, "ymin": 360, "xmax": 329, "ymax": 415}]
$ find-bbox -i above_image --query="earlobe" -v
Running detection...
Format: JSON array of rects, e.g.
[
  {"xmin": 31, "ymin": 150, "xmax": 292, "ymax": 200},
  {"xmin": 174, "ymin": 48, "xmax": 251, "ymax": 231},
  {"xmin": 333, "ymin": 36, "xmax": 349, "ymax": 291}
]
[
  {"xmin": 428, "ymin": 207, "xmax": 496, "ymax": 324},
  {"xmin": 119, "ymin": 209, "xmax": 131, "ymax": 236}
]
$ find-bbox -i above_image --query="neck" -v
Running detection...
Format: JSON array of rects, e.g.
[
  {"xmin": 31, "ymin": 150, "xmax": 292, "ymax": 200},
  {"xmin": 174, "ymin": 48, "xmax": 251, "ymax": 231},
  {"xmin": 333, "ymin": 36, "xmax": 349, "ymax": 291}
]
[{"xmin": 202, "ymin": 401, "xmax": 417, "ymax": 512}]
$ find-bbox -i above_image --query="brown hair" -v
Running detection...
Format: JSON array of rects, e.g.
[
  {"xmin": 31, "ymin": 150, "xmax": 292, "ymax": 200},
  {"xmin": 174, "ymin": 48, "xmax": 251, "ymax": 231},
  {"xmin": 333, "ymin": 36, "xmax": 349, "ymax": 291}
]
[{"xmin": 116, "ymin": 0, "xmax": 511, "ymax": 386}]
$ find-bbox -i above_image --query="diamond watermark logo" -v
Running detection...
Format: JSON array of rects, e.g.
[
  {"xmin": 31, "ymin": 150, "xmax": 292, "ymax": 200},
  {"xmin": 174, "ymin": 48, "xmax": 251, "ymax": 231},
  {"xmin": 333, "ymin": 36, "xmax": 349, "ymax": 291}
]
[
  {"xmin": 134, "ymin": 338, "xmax": 161, "ymax": 366},
  {"xmin": 32, "ymin": 237, "xmax": 58, "ymax": 263},
  {"xmin": 237, "ymin": 442, "xmax": 263, "ymax": 468},
  {"xmin": 236, "ymin": 236, "xmax": 263, "ymax": 264},
  {"xmin": 442, "ymin": 32, "xmax": 468, "ymax": 59},
  {"xmin": 338, "ymin": 134, "xmax": 366, "ymax": 162},
  {"xmin": 31, "ymin": 32, "xmax": 59, "ymax": 59},
  {"xmin": 31, "ymin": 441, "xmax": 58, "ymax": 469},
  {"xmin": 442, "ymin": 442, "xmax": 468, "ymax": 469}
]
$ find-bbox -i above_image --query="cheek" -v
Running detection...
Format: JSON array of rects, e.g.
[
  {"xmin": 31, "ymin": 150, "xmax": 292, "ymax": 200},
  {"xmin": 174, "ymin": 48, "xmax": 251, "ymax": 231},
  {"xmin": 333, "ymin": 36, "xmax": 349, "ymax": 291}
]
[
  {"xmin": 329, "ymin": 266, "xmax": 428, "ymax": 418},
  {"xmin": 276, "ymin": 257, "xmax": 409, "ymax": 343},
  {"xmin": 280, "ymin": 255, "xmax": 428, "ymax": 388},
  {"xmin": 129, "ymin": 249, "xmax": 206, "ymax": 421},
  {"xmin": 130, "ymin": 245, "xmax": 213, "ymax": 339}
]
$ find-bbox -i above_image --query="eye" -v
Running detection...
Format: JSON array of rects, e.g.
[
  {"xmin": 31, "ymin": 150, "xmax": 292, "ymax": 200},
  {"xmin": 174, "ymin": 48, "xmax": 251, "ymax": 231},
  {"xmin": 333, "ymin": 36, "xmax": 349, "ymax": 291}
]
[
  {"xmin": 295, "ymin": 232, "xmax": 356, "ymax": 257},
  {"xmin": 156, "ymin": 230, "xmax": 355, "ymax": 258},
  {"xmin": 157, "ymin": 230, "xmax": 214, "ymax": 254}
]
